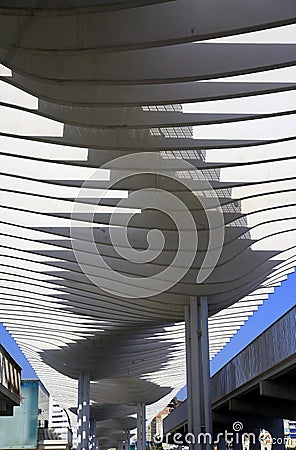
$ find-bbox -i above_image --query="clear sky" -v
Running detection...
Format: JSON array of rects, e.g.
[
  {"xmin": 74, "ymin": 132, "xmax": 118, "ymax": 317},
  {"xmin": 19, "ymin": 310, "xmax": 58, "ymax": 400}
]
[{"xmin": 0, "ymin": 271, "xmax": 295, "ymax": 385}]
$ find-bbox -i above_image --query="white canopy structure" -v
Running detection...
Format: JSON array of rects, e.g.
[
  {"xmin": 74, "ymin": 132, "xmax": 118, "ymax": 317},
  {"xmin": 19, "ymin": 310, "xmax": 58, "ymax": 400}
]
[{"xmin": 0, "ymin": 1, "xmax": 295, "ymax": 449}]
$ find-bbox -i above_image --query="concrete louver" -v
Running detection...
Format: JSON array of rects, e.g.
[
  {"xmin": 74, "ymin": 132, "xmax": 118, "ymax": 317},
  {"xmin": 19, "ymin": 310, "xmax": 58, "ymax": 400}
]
[{"xmin": 0, "ymin": 1, "xmax": 295, "ymax": 448}]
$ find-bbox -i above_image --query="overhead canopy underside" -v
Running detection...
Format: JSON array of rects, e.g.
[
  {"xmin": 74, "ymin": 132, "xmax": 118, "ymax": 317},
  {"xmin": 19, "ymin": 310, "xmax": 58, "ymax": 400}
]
[{"xmin": 0, "ymin": 1, "xmax": 295, "ymax": 447}]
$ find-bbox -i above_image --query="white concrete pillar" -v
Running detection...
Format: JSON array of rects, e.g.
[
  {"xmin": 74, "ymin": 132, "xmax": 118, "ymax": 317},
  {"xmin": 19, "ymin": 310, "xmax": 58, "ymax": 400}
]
[
  {"xmin": 200, "ymin": 296, "xmax": 213, "ymax": 450},
  {"xmin": 137, "ymin": 402, "xmax": 146, "ymax": 450},
  {"xmin": 185, "ymin": 305, "xmax": 193, "ymax": 435},
  {"xmin": 77, "ymin": 373, "xmax": 91, "ymax": 450},
  {"xmin": 90, "ymin": 418, "xmax": 97, "ymax": 450},
  {"xmin": 185, "ymin": 297, "xmax": 213, "ymax": 450},
  {"xmin": 125, "ymin": 429, "xmax": 131, "ymax": 450}
]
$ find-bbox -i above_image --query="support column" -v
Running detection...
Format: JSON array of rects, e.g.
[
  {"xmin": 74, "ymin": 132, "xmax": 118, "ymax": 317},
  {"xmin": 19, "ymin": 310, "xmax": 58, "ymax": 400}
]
[
  {"xmin": 185, "ymin": 305, "xmax": 193, "ymax": 435},
  {"xmin": 185, "ymin": 297, "xmax": 213, "ymax": 450},
  {"xmin": 90, "ymin": 419, "xmax": 97, "ymax": 450},
  {"xmin": 125, "ymin": 429, "xmax": 131, "ymax": 450},
  {"xmin": 200, "ymin": 296, "xmax": 213, "ymax": 445},
  {"xmin": 137, "ymin": 402, "xmax": 146, "ymax": 450},
  {"xmin": 190, "ymin": 297, "xmax": 203, "ymax": 441},
  {"xmin": 77, "ymin": 373, "xmax": 91, "ymax": 450}
]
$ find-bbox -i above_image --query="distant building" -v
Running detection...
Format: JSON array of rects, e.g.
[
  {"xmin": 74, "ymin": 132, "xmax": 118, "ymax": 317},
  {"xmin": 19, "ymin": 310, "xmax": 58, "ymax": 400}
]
[
  {"xmin": 0, "ymin": 342, "xmax": 21, "ymax": 417},
  {"xmin": 49, "ymin": 400, "xmax": 74, "ymax": 447},
  {"xmin": 289, "ymin": 420, "xmax": 296, "ymax": 439},
  {"xmin": 147, "ymin": 397, "xmax": 183, "ymax": 447},
  {"xmin": 0, "ymin": 379, "xmax": 71, "ymax": 450},
  {"xmin": 284, "ymin": 420, "xmax": 296, "ymax": 447},
  {"xmin": 0, "ymin": 379, "xmax": 47, "ymax": 449}
]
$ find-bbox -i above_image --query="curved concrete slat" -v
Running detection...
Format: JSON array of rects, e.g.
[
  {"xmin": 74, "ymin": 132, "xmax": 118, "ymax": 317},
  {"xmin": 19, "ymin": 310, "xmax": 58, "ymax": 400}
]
[
  {"xmin": 2, "ymin": 44, "xmax": 296, "ymax": 84},
  {"xmin": 3, "ymin": 74, "xmax": 295, "ymax": 106},
  {"xmin": 0, "ymin": 0, "xmax": 295, "ymax": 51}
]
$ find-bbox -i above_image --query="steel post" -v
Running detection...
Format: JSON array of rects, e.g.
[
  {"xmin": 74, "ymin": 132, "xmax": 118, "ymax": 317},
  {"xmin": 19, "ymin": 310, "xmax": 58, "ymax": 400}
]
[
  {"xmin": 77, "ymin": 373, "xmax": 91, "ymax": 450},
  {"xmin": 185, "ymin": 297, "xmax": 213, "ymax": 450},
  {"xmin": 137, "ymin": 402, "xmax": 146, "ymax": 450}
]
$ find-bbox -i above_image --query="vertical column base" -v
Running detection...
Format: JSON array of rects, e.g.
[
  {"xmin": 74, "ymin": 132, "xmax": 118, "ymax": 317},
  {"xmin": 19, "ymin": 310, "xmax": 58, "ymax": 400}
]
[
  {"xmin": 90, "ymin": 419, "xmax": 97, "ymax": 450},
  {"xmin": 125, "ymin": 429, "xmax": 131, "ymax": 450},
  {"xmin": 137, "ymin": 402, "xmax": 146, "ymax": 450},
  {"xmin": 77, "ymin": 373, "xmax": 91, "ymax": 450},
  {"xmin": 185, "ymin": 297, "xmax": 213, "ymax": 450}
]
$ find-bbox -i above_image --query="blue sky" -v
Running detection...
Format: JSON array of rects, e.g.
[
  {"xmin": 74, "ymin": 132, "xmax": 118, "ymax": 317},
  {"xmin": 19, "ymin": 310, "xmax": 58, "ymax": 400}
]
[
  {"xmin": 0, "ymin": 271, "xmax": 295, "ymax": 384},
  {"xmin": 211, "ymin": 271, "xmax": 296, "ymax": 373}
]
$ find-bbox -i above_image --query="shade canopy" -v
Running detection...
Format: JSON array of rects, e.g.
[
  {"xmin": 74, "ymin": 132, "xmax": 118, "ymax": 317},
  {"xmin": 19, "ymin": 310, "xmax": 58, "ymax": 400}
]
[{"xmin": 0, "ymin": 1, "xmax": 295, "ymax": 448}]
